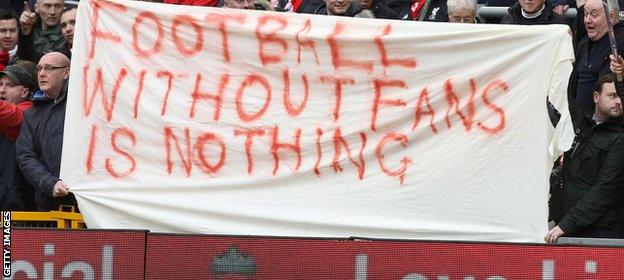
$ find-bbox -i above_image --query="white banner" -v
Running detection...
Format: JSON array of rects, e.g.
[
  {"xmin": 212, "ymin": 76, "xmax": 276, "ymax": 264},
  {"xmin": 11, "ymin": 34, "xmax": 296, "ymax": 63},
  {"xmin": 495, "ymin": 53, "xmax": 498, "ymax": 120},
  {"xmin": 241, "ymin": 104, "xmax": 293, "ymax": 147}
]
[{"xmin": 61, "ymin": 0, "xmax": 574, "ymax": 242}]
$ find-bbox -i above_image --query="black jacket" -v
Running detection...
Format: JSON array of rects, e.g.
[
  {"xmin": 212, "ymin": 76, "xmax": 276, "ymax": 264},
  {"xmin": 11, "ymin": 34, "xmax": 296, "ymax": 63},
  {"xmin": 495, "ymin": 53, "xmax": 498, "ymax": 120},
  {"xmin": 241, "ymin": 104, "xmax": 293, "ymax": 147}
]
[
  {"xmin": 0, "ymin": 135, "xmax": 25, "ymax": 210},
  {"xmin": 500, "ymin": 2, "xmax": 566, "ymax": 25},
  {"xmin": 18, "ymin": 19, "xmax": 69, "ymax": 64},
  {"xmin": 15, "ymin": 81, "xmax": 77, "ymax": 211},
  {"xmin": 550, "ymin": 98, "xmax": 624, "ymax": 237},
  {"xmin": 422, "ymin": 0, "xmax": 448, "ymax": 22},
  {"xmin": 367, "ymin": 0, "xmax": 413, "ymax": 19}
]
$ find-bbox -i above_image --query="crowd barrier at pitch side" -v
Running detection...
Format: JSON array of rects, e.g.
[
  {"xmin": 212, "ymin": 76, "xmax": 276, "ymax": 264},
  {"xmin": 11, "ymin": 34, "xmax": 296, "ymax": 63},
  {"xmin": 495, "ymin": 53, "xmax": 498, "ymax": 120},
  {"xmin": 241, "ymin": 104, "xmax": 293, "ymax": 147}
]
[
  {"xmin": 9, "ymin": 205, "xmax": 85, "ymax": 229},
  {"xmin": 3, "ymin": 228, "xmax": 624, "ymax": 279}
]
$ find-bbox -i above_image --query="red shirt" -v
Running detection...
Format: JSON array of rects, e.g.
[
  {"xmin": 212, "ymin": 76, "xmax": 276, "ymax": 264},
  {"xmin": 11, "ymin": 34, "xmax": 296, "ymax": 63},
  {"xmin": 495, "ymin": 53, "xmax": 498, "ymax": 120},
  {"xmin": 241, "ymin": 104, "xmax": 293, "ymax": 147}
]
[
  {"xmin": 0, "ymin": 100, "xmax": 33, "ymax": 141},
  {"xmin": 0, "ymin": 51, "xmax": 8, "ymax": 71},
  {"xmin": 163, "ymin": 0, "xmax": 218, "ymax": 6}
]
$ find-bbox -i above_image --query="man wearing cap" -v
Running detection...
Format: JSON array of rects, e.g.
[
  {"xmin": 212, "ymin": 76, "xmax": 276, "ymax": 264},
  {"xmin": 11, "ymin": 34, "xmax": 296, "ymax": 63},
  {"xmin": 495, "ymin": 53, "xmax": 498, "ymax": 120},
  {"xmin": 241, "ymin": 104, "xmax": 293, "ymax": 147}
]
[
  {"xmin": 16, "ymin": 52, "xmax": 74, "ymax": 211},
  {"xmin": 0, "ymin": 62, "xmax": 37, "ymax": 210}
]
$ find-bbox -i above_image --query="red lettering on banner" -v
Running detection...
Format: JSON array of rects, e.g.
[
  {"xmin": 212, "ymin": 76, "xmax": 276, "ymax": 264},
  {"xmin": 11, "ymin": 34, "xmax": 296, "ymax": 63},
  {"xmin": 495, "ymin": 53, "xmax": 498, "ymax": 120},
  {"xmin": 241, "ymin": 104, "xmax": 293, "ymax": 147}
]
[
  {"xmin": 86, "ymin": 124, "xmax": 98, "ymax": 173},
  {"xmin": 133, "ymin": 70, "xmax": 147, "ymax": 119},
  {"xmin": 314, "ymin": 127, "xmax": 323, "ymax": 177},
  {"xmin": 375, "ymin": 132, "xmax": 412, "ymax": 184},
  {"xmin": 332, "ymin": 128, "xmax": 367, "ymax": 180},
  {"xmin": 320, "ymin": 75, "xmax": 355, "ymax": 121},
  {"xmin": 444, "ymin": 79, "xmax": 476, "ymax": 132},
  {"xmin": 271, "ymin": 126, "xmax": 302, "ymax": 175},
  {"xmin": 282, "ymin": 69, "xmax": 309, "ymax": 117},
  {"xmin": 190, "ymin": 73, "xmax": 230, "ymax": 120},
  {"xmin": 83, "ymin": 65, "xmax": 129, "ymax": 121},
  {"xmin": 193, "ymin": 132, "xmax": 226, "ymax": 175},
  {"xmin": 164, "ymin": 127, "xmax": 193, "ymax": 176},
  {"xmin": 157, "ymin": 71, "xmax": 174, "ymax": 116},
  {"xmin": 88, "ymin": 0, "xmax": 125, "ymax": 59},
  {"xmin": 172, "ymin": 15, "xmax": 204, "ymax": 57},
  {"xmin": 235, "ymin": 74, "xmax": 272, "ymax": 122},
  {"xmin": 131, "ymin": 11, "xmax": 164, "ymax": 58},
  {"xmin": 255, "ymin": 15, "xmax": 288, "ymax": 65},
  {"xmin": 413, "ymin": 87, "xmax": 438, "ymax": 133},
  {"xmin": 478, "ymin": 80, "xmax": 508, "ymax": 135},
  {"xmin": 234, "ymin": 128, "xmax": 265, "ymax": 175},
  {"xmin": 205, "ymin": 14, "xmax": 246, "ymax": 63},
  {"xmin": 105, "ymin": 128, "xmax": 137, "ymax": 178},
  {"xmin": 371, "ymin": 79, "xmax": 407, "ymax": 132},
  {"xmin": 327, "ymin": 23, "xmax": 373, "ymax": 72},
  {"xmin": 374, "ymin": 25, "xmax": 416, "ymax": 69},
  {"xmin": 296, "ymin": 19, "xmax": 319, "ymax": 65}
]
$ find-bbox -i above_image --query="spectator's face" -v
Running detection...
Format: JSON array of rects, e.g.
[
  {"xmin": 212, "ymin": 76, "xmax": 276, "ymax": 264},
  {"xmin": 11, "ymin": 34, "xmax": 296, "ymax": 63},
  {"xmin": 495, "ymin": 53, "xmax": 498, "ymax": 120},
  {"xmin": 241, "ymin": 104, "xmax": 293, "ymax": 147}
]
[
  {"xmin": 37, "ymin": 53, "xmax": 69, "ymax": 98},
  {"xmin": 0, "ymin": 76, "xmax": 28, "ymax": 104},
  {"xmin": 584, "ymin": 0, "xmax": 609, "ymax": 41},
  {"xmin": 594, "ymin": 82, "xmax": 622, "ymax": 120},
  {"xmin": 518, "ymin": 0, "xmax": 545, "ymax": 14},
  {"xmin": 448, "ymin": 8, "xmax": 476, "ymax": 23},
  {"xmin": 35, "ymin": 0, "xmax": 63, "ymax": 27},
  {"xmin": 326, "ymin": 0, "xmax": 350, "ymax": 15},
  {"xmin": 0, "ymin": 19, "xmax": 18, "ymax": 52},
  {"xmin": 60, "ymin": 9, "xmax": 77, "ymax": 48},
  {"xmin": 224, "ymin": 0, "xmax": 255, "ymax": 9},
  {"xmin": 360, "ymin": 0, "xmax": 373, "ymax": 10}
]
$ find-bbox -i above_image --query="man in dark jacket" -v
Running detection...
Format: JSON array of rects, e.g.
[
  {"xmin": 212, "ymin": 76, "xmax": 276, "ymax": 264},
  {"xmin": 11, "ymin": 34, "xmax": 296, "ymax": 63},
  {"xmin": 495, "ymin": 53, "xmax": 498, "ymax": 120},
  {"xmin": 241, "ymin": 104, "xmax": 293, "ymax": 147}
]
[
  {"xmin": 18, "ymin": 0, "xmax": 67, "ymax": 64},
  {"xmin": 546, "ymin": 74, "xmax": 624, "ymax": 242},
  {"xmin": 500, "ymin": 0, "xmax": 566, "ymax": 24},
  {"xmin": 0, "ymin": 63, "xmax": 37, "ymax": 210},
  {"xmin": 569, "ymin": 0, "xmax": 624, "ymax": 112},
  {"xmin": 16, "ymin": 52, "xmax": 75, "ymax": 211}
]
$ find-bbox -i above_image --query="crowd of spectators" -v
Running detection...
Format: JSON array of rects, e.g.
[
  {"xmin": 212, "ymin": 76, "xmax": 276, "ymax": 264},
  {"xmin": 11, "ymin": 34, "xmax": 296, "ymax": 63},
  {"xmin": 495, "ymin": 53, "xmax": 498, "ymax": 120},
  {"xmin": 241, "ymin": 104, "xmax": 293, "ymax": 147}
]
[
  {"xmin": 0, "ymin": 0, "xmax": 76, "ymax": 212},
  {"xmin": 0, "ymin": 0, "xmax": 623, "ymax": 243}
]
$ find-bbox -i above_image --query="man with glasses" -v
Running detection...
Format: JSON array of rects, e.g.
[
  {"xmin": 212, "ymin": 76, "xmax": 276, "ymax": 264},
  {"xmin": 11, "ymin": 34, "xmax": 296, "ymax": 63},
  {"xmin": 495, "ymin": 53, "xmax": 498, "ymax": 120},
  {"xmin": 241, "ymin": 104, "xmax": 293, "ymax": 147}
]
[
  {"xmin": 18, "ymin": 0, "xmax": 67, "ymax": 63},
  {"xmin": 16, "ymin": 52, "xmax": 75, "ymax": 211},
  {"xmin": 447, "ymin": 0, "xmax": 478, "ymax": 23}
]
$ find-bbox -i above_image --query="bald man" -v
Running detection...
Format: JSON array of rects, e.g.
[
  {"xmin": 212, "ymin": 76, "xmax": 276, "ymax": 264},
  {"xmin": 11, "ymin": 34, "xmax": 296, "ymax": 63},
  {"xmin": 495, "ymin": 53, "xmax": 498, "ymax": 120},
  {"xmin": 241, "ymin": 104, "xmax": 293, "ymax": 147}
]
[
  {"xmin": 18, "ymin": 0, "xmax": 67, "ymax": 63},
  {"xmin": 16, "ymin": 52, "xmax": 76, "ymax": 211}
]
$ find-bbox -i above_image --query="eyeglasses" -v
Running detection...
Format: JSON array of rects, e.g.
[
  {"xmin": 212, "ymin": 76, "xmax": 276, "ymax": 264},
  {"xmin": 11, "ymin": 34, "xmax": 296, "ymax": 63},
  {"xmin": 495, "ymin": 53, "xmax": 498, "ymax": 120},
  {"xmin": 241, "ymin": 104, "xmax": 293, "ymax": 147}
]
[
  {"xmin": 450, "ymin": 17, "xmax": 476, "ymax": 23},
  {"xmin": 36, "ymin": 66, "xmax": 67, "ymax": 73}
]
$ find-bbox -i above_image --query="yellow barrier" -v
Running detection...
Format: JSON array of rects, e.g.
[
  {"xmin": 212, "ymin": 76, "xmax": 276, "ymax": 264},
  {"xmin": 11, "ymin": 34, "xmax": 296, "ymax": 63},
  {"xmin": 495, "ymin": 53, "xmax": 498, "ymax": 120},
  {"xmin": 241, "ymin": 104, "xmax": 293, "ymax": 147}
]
[{"xmin": 11, "ymin": 205, "xmax": 85, "ymax": 229}]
